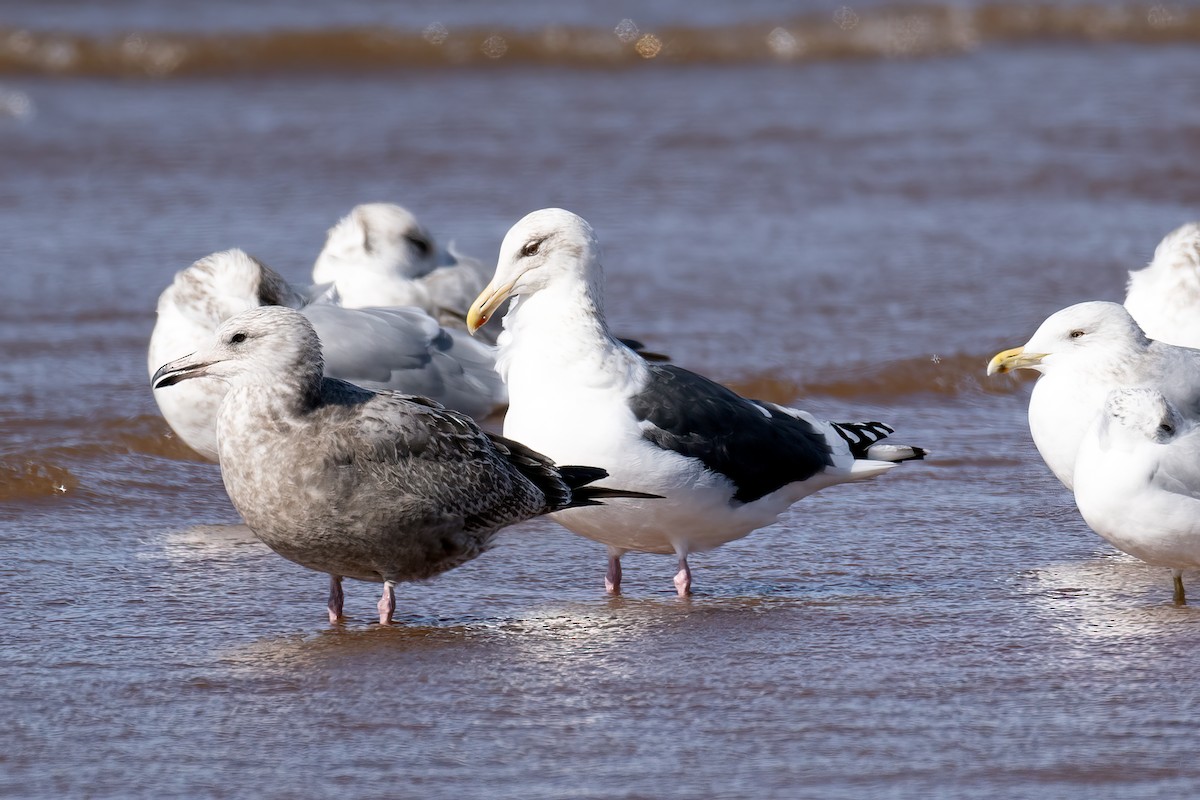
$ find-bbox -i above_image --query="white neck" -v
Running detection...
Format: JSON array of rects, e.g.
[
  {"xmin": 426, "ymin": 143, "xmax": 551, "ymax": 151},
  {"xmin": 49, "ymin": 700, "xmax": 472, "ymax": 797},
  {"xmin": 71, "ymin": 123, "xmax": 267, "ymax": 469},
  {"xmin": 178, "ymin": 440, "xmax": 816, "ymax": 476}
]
[{"xmin": 496, "ymin": 271, "xmax": 643, "ymax": 392}]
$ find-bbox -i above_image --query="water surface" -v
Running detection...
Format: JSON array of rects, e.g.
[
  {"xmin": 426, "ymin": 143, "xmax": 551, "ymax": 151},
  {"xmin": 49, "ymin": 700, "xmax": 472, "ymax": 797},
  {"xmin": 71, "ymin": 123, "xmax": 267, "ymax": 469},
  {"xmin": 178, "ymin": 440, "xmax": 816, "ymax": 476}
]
[{"xmin": 3, "ymin": 3, "xmax": 1200, "ymax": 797}]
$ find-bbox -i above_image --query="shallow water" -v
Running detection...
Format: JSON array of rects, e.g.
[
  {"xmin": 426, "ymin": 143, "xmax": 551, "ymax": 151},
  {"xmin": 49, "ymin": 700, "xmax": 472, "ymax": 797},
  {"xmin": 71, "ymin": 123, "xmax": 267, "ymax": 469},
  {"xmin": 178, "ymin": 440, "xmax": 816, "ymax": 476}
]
[{"xmin": 4, "ymin": 2, "xmax": 1200, "ymax": 797}]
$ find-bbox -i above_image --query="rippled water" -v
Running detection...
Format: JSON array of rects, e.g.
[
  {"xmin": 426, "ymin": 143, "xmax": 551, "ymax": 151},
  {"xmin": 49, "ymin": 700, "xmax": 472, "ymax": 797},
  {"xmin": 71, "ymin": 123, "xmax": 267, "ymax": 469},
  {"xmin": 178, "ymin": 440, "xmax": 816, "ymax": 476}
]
[{"xmin": 4, "ymin": 2, "xmax": 1200, "ymax": 796}]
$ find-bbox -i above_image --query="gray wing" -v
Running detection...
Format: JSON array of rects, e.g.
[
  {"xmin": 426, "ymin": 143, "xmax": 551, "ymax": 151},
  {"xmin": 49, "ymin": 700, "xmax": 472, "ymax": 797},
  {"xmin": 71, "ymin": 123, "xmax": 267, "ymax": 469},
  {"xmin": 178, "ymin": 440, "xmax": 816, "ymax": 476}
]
[
  {"xmin": 348, "ymin": 390, "xmax": 549, "ymax": 532},
  {"xmin": 421, "ymin": 248, "xmax": 496, "ymax": 339},
  {"xmin": 1151, "ymin": 426, "xmax": 1200, "ymax": 501},
  {"xmin": 302, "ymin": 303, "xmax": 506, "ymax": 419}
]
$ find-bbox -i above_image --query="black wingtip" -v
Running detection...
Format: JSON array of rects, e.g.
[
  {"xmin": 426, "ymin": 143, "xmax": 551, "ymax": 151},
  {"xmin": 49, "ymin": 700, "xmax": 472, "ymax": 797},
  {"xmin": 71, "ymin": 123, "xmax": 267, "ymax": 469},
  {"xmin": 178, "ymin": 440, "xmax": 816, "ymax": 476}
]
[
  {"xmin": 556, "ymin": 464, "xmax": 663, "ymax": 508},
  {"xmin": 617, "ymin": 337, "xmax": 671, "ymax": 364}
]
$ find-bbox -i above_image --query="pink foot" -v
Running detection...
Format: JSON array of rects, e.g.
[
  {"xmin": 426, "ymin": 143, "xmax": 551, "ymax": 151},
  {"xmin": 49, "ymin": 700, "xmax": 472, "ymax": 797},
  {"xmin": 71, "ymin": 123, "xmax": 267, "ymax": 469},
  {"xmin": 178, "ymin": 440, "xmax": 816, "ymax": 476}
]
[
  {"xmin": 605, "ymin": 553, "xmax": 623, "ymax": 595},
  {"xmin": 377, "ymin": 580, "xmax": 396, "ymax": 625},
  {"xmin": 327, "ymin": 575, "xmax": 345, "ymax": 624},
  {"xmin": 673, "ymin": 557, "xmax": 692, "ymax": 597}
]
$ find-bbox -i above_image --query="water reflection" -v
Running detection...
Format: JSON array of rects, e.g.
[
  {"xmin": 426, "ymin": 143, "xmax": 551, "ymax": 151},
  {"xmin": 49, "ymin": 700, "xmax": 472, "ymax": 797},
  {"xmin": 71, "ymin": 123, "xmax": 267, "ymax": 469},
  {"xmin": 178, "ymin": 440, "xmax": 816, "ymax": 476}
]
[{"xmin": 1020, "ymin": 549, "xmax": 1200, "ymax": 644}]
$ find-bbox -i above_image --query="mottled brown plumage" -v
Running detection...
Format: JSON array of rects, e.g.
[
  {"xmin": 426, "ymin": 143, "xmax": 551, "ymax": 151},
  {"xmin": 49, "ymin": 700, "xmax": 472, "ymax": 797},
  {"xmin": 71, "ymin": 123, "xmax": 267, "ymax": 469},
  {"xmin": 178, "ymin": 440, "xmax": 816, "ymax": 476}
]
[{"xmin": 152, "ymin": 306, "xmax": 646, "ymax": 624}]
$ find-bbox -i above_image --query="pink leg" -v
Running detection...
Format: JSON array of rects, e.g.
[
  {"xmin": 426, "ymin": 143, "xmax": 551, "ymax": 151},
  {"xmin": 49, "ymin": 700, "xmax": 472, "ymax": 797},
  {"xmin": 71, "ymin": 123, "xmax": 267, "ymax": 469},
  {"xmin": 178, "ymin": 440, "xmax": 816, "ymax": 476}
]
[
  {"xmin": 377, "ymin": 580, "xmax": 396, "ymax": 625},
  {"xmin": 673, "ymin": 554, "xmax": 692, "ymax": 597},
  {"xmin": 327, "ymin": 575, "xmax": 344, "ymax": 624},
  {"xmin": 605, "ymin": 550, "xmax": 623, "ymax": 595}
]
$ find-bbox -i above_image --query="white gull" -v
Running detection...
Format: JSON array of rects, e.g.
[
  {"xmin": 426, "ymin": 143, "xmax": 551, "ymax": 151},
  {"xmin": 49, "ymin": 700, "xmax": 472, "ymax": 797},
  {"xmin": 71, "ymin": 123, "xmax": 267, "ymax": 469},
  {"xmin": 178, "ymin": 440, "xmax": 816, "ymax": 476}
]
[
  {"xmin": 987, "ymin": 301, "xmax": 1200, "ymax": 490},
  {"xmin": 312, "ymin": 203, "xmax": 488, "ymax": 330},
  {"xmin": 1074, "ymin": 387, "xmax": 1200, "ymax": 604},
  {"xmin": 1124, "ymin": 221, "xmax": 1200, "ymax": 348}
]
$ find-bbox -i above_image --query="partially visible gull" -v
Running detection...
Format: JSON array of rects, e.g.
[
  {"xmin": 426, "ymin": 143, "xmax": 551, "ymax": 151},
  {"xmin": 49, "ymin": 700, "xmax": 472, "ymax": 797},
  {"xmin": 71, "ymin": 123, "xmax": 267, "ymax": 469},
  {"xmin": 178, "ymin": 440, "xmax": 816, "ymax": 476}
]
[
  {"xmin": 466, "ymin": 208, "xmax": 927, "ymax": 596},
  {"xmin": 312, "ymin": 203, "xmax": 488, "ymax": 329},
  {"xmin": 1074, "ymin": 387, "xmax": 1200, "ymax": 604},
  {"xmin": 1124, "ymin": 222, "xmax": 1200, "ymax": 348},
  {"xmin": 148, "ymin": 248, "xmax": 505, "ymax": 461},
  {"xmin": 151, "ymin": 306, "xmax": 654, "ymax": 624},
  {"xmin": 987, "ymin": 301, "xmax": 1200, "ymax": 490},
  {"xmin": 312, "ymin": 202, "xmax": 670, "ymax": 360}
]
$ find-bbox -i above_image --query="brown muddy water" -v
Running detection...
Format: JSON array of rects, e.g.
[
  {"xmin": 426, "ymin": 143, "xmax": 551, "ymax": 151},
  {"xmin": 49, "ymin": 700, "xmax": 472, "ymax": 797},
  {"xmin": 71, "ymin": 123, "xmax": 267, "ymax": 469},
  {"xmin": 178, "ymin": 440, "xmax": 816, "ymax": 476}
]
[{"xmin": 4, "ymin": 2, "xmax": 1200, "ymax": 797}]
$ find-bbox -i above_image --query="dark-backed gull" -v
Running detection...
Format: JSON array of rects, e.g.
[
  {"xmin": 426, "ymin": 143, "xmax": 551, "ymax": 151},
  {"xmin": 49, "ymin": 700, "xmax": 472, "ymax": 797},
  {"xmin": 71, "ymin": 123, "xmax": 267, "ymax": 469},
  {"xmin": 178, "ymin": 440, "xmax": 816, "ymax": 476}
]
[{"xmin": 465, "ymin": 208, "xmax": 926, "ymax": 596}]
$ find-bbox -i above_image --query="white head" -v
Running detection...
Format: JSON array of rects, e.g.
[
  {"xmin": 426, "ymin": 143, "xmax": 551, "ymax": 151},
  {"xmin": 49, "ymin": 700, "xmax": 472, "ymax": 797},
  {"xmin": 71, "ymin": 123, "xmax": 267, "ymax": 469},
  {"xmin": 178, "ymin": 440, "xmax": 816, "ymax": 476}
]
[
  {"xmin": 162, "ymin": 248, "xmax": 305, "ymax": 325},
  {"xmin": 466, "ymin": 208, "xmax": 604, "ymax": 332},
  {"xmin": 151, "ymin": 306, "xmax": 324, "ymax": 392},
  {"xmin": 313, "ymin": 203, "xmax": 440, "ymax": 284},
  {"xmin": 987, "ymin": 301, "xmax": 1151, "ymax": 377},
  {"xmin": 1135, "ymin": 222, "xmax": 1200, "ymax": 286},
  {"xmin": 1102, "ymin": 387, "xmax": 1186, "ymax": 445}
]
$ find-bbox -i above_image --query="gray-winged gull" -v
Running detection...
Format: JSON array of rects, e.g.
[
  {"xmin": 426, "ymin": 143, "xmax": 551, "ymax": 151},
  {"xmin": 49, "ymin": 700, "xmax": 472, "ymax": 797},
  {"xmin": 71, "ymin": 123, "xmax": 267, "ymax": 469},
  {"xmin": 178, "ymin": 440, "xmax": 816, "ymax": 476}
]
[
  {"xmin": 312, "ymin": 203, "xmax": 488, "ymax": 330},
  {"xmin": 1124, "ymin": 222, "xmax": 1200, "ymax": 348},
  {"xmin": 1074, "ymin": 387, "xmax": 1200, "ymax": 604},
  {"xmin": 151, "ymin": 305, "xmax": 656, "ymax": 624},
  {"xmin": 464, "ymin": 208, "xmax": 927, "ymax": 597},
  {"xmin": 148, "ymin": 248, "xmax": 506, "ymax": 460},
  {"xmin": 987, "ymin": 301, "xmax": 1200, "ymax": 490}
]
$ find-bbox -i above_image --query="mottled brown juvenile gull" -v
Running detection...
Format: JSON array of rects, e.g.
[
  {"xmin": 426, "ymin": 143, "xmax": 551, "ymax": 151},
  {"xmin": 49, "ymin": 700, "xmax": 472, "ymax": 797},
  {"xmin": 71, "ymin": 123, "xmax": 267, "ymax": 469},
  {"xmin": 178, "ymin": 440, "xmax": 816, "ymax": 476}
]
[
  {"xmin": 987, "ymin": 301, "xmax": 1200, "ymax": 490},
  {"xmin": 465, "ymin": 208, "xmax": 926, "ymax": 597},
  {"xmin": 148, "ymin": 248, "xmax": 505, "ymax": 460},
  {"xmin": 151, "ymin": 306, "xmax": 654, "ymax": 624},
  {"xmin": 1124, "ymin": 222, "xmax": 1200, "ymax": 348}
]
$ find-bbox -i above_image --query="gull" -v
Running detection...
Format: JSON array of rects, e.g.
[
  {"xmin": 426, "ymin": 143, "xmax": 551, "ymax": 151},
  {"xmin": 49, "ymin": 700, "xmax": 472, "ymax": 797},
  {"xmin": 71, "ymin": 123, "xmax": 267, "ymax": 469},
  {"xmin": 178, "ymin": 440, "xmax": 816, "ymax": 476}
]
[
  {"xmin": 1124, "ymin": 221, "xmax": 1200, "ymax": 348},
  {"xmin": 1074, "ymin": 387, "xmax": 1200, "ymax": 604},
  {"xmin": 466, "ymin": 208, "xmax": 926, "ymax": 596},
  {"xmin": 987, "ymin": 301, "xmax": 1200, "ymax": 489},
  {"xmin": 148, "ymin": 249, "xmax": 505, "ymax": 460},
  {"xmin": 151, "ymin": 306, "xmax": 654, "ymax": 624},
  {"xmin": 312, "ymin": 203, "xmax": 488, "ymax": 329}
]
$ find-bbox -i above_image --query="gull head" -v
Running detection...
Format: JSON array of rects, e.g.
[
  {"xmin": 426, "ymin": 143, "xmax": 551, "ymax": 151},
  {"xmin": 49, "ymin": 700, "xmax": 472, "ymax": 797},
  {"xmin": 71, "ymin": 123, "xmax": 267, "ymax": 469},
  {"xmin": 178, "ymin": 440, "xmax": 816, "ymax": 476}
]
[
  {"xmin": 163, "ymin": 248, "xmax": 305, "ymax": 324},
  {"xmin": 152, "ymin": 306, "xmax": 324, "ymax": 391},
  {"xmin": 313, "ymin": 203, "xmax": 440, "ymax": 284},
  {"xmin": 987, "ymin": 301, "xmax": 1150, "ymax": 377},
  {"xmin": 1103, "ymin": 387, "xmax": 1187, "ymax": 445},
  {"xmin": 1142, "ymin": 222, "xmax": 1200, "ymax": 283},
  {"xmin": 467, "ymin": 208, "xmax": 602, "ymax": 333}
]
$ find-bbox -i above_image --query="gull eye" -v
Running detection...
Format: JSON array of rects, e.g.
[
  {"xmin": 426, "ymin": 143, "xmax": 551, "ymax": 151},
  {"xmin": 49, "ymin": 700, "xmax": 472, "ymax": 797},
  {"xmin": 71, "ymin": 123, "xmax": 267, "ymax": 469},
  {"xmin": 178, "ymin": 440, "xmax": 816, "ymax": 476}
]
[
  {"xmin": 520, "ymin": 239, "xmax": 543, "ymax": 258},
  {"xmin": 1159, "ymin": 423, "xmax": 1175, "ymax": 435},
  {"xmin": 405, "ymin": 234, "xmax": 431, "ymax": 257},
  {"xmin": 229, "ymin": 332, "xmax": 247, "ymax": 345},
  {"xmin": 1069, "ymin": 329, "xmax": 1085, "ymax": 339}
]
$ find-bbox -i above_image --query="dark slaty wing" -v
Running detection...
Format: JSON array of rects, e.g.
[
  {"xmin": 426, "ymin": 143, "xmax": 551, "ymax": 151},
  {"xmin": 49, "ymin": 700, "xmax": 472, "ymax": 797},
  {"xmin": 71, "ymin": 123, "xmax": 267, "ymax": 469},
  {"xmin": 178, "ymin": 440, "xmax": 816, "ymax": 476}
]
[{"xmin": 628, "ymin": 364, "xmax": 834, "ymax": 504}]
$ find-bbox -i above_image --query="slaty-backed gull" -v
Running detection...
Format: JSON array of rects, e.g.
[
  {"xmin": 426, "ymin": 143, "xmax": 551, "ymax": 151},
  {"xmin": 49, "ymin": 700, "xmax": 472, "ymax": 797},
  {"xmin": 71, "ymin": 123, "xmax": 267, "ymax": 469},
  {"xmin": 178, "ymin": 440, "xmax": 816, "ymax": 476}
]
[
  {"xmin": 465, "ymin": 208, "xmax": 927, "ymax": 596},
  {"xmin": 1074, "ymin": 387, "xmax": 1200, "ymax": 604},
  {"xmin": 148, "ymin": 248, "xmax": 505, "ymax": 461},
  {"xmin": 987, "ymin": 301, "xmax": 1200, "ymax": 489},
  {"xmin": 151, "ymin": 306, "xmax": 654, "ymax": 624},
  {"xmin": 1124, "ymin": 222, "xmax": 1200, "ymax": 348}
]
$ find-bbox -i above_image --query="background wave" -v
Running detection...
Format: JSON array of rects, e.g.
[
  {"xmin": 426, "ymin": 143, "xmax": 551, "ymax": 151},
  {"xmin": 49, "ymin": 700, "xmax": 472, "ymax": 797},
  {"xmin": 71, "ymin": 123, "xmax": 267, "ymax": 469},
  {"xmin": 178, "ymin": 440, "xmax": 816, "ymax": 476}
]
[{"xmin": 3, "ymin": 3, "xmax": 1198, "ymax": 77}]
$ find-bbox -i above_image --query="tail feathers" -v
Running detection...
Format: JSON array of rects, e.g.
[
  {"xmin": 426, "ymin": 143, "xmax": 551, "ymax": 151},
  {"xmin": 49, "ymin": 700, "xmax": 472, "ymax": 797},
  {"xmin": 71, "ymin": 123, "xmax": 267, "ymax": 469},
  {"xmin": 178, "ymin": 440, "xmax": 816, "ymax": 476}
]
[
  {"xmin": 865, "ymin": 442, "xmax": 928, "ymax": 462},
  {"xmin": 556, "ymin": 465, "xmax": 663, "ymax": 509},
  {"xmin": 831, "ymin": 420, "xmax": 928, "ymax": 462}
]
